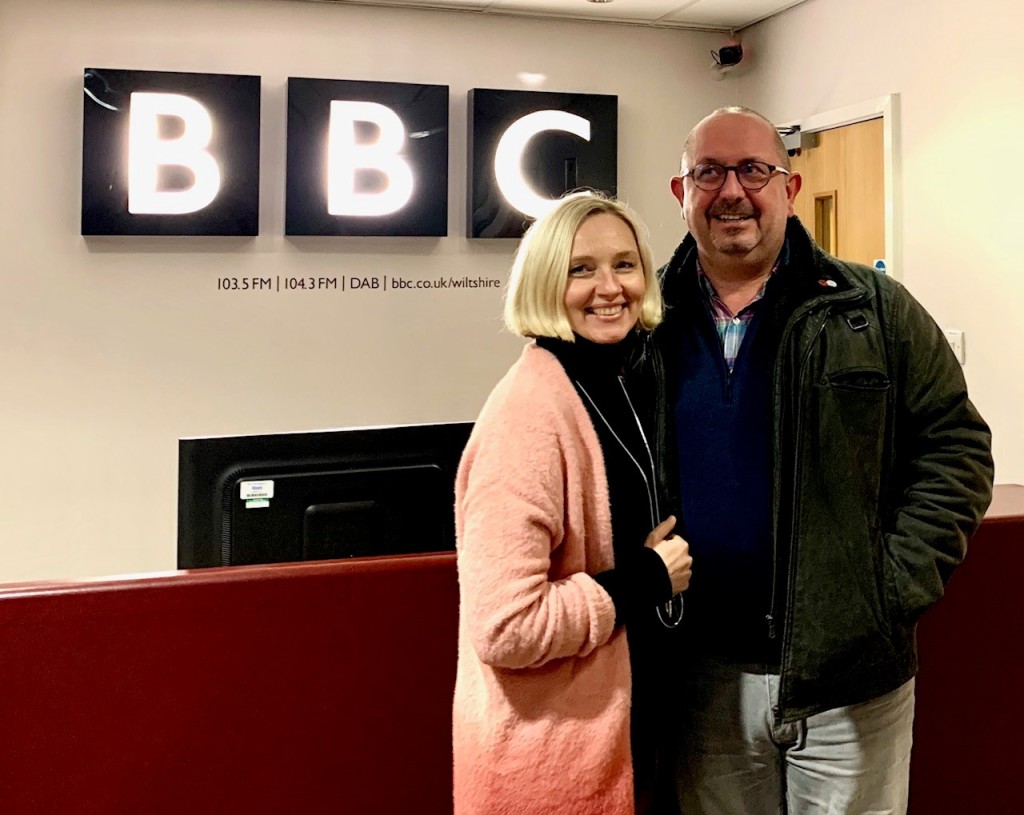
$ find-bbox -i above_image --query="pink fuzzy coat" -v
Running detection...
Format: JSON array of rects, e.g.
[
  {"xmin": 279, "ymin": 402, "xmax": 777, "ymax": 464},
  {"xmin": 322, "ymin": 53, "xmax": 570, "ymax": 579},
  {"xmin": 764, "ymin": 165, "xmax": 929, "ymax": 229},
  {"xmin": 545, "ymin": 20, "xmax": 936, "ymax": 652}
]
[{"xmin": 453, "ymin": 342, "xmax": 634, "ymax": 814}]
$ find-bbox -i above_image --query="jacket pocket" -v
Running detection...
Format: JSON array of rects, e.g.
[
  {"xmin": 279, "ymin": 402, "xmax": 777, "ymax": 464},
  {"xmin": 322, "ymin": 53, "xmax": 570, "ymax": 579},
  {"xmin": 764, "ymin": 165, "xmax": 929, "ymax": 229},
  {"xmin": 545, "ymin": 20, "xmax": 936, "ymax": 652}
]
[
  {"xmin": 814, "ymin": 367, "xmax": 891, "ymax": 534},
  {"xmin": 820, "ymin": 367, "xmax": 890, "ymax": 393},
  {"xmin": 877, "ymin": 533, "xmax": 902, "ymax": 634}
]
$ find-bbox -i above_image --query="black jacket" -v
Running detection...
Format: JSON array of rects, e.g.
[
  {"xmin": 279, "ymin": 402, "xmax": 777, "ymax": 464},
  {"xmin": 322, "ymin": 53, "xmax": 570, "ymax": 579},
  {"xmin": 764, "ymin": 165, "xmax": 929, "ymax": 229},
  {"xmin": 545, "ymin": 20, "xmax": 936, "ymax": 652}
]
[{"xmin": 653, "ymin": 217, "xmax": 994, "ymax": 721}]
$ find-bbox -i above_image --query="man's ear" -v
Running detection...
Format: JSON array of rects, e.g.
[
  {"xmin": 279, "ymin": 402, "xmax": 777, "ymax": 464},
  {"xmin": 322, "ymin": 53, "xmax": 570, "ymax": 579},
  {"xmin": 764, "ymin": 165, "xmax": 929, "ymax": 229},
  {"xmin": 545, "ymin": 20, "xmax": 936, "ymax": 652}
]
[
  {"xmin": 785, "ymin": 172, "xmax": 802, "ymax": 216},
  {"xmin": 670, "ymin": 176, "xmax": 685, "ymax": 207}
]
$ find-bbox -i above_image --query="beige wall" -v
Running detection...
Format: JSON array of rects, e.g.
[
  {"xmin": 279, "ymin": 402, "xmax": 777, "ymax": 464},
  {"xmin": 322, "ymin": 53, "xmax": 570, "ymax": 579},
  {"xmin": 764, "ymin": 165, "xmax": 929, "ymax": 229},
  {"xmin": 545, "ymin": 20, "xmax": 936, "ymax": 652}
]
[
  {"xmin": 6, "ymin": 0, "xmax": 1013, "ymax": 583},
  {"xmin": 0, "ymin": 0, "xmax": 727, "ymax": 581},
  {"xmin": 737, "ymin": 0, "xmax": 1023, "ymax": 485}
]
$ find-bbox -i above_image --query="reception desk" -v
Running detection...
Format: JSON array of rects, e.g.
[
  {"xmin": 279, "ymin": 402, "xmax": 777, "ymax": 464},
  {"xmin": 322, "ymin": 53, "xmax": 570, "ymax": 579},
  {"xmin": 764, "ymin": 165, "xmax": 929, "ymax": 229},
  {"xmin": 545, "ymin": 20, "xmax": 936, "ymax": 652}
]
[
  {"xmin": 909, "ymin": 483, "xmax": 1024, "ymax": 814},
  {"xmin": 0, "ymin": 552, "xmax": 460, "ymax": 814},
  {"xmin": 0, "ymin": 486, "xmax": 1020, "ymax": 813}
]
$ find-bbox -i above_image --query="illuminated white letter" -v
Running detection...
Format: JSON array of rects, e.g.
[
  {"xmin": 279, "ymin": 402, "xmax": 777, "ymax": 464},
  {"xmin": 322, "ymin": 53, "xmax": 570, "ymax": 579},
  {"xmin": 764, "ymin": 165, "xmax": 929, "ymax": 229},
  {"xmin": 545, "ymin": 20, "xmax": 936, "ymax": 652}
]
[
  {"xmin": 327, "ymin": 101, "xmax": 414, "ymax": 217},
  {"xmin": 128, "ymin": 92, "xmax": 221, "ymax": 215},
  {"xmin": 494, "ymin": 110, "xmax": 591, "ymax": 218}
]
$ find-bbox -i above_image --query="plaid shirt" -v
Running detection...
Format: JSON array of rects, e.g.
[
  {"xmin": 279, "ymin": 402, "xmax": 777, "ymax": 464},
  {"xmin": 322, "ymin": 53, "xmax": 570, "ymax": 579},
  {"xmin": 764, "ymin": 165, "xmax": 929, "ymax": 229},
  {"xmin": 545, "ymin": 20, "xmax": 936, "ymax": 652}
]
[{"xmin": 697, "ymin": 266, "xmax": 773, "ymax": 373}]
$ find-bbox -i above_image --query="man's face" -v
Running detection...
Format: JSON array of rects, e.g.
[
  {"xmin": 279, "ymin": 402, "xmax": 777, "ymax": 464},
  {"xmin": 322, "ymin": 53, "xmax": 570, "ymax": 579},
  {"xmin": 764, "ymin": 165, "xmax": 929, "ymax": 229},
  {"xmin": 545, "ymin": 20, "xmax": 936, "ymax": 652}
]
[{"xmin": 671, "ymin": 113, "xmax": 801, "ymax": 270}]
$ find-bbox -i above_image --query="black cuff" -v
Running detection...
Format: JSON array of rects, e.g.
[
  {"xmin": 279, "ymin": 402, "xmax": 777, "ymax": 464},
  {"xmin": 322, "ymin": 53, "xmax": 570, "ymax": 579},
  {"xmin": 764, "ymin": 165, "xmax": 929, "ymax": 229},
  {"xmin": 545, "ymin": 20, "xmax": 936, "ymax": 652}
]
[{"xmin": 593, "ymin": 547, "xmax": 673, "ymax": 627}]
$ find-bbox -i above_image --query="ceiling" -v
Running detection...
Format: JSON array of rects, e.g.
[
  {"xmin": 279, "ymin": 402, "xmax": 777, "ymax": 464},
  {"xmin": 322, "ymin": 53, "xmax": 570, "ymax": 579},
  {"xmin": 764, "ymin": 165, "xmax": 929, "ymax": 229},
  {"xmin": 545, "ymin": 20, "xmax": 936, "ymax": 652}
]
[{"xmin": 298, "ymin": 0, "xmax": 811, "ymax": 32}]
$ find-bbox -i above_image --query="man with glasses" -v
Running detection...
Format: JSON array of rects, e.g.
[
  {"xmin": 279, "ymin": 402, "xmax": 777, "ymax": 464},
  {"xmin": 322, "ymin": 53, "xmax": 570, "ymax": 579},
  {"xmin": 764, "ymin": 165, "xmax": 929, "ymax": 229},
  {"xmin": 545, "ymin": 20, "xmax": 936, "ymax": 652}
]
[{"xmin": 653, "ymin": 106, "xmax": 993, "ymax": 814}]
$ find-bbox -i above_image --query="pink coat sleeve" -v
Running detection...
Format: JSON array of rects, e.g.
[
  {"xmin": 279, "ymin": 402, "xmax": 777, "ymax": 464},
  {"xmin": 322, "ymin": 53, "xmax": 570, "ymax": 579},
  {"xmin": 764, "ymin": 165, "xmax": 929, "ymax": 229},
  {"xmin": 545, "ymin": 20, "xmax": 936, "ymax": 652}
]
[{"xmin": 455, "ymin": 353, "xmax": 617, "ymax": 670}]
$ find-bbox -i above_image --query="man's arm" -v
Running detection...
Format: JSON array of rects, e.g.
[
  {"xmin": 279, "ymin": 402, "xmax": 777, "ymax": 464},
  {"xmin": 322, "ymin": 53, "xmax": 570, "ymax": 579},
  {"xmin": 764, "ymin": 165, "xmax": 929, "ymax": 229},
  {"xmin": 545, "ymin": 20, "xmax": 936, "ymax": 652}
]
[{"xmin": 883, "ymin": 283, "xmax": 994, "ymax": 621}]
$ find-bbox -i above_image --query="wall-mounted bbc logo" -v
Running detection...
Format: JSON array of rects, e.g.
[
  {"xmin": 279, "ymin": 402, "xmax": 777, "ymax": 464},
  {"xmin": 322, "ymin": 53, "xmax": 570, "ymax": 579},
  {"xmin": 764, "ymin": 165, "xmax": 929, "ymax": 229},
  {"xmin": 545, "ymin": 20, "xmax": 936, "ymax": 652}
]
[{"xmin": 81, "ymin": 68, "xmax": 616, "ymax": 239}]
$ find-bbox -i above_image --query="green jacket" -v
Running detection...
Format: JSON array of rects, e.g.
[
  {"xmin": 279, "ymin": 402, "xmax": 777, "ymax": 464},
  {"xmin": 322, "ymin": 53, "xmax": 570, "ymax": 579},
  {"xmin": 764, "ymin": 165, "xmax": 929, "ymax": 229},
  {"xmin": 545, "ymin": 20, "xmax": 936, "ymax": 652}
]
[{"xmin": 654, "ymin": 217, "xmax": 994, "ymax": 721}]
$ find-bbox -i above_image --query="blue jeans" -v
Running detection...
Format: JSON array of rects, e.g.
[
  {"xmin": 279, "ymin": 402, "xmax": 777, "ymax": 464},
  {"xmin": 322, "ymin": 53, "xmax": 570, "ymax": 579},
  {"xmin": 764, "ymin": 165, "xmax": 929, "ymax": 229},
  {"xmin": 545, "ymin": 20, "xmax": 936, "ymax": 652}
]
[{"xmin": 676, "ymin": 658, "xmax": 915, "ymax": 815}]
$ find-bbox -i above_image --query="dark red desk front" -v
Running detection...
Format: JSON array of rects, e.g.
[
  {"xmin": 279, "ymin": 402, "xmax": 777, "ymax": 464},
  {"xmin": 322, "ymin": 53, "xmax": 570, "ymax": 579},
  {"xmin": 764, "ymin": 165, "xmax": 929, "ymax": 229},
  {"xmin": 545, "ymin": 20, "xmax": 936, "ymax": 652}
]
[
  {"xmin": 910, "ymin": 484, "xmax": 1024, "ymax": 814},
  {"xmin": 0, "ymin": 487, "xmax": 1020, "ymax": 813},
  {"xmin": 0, "ymin": 553, "xmax": 459, "ymax": 814}
]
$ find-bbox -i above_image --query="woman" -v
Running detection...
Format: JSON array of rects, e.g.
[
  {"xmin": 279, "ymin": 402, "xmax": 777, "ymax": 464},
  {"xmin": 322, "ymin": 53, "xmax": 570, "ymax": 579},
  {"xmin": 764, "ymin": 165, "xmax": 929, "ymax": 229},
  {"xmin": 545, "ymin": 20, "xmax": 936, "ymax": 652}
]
[{"xmin": 453, "ymin": 192, "xmax": 692, "ymax": 814}]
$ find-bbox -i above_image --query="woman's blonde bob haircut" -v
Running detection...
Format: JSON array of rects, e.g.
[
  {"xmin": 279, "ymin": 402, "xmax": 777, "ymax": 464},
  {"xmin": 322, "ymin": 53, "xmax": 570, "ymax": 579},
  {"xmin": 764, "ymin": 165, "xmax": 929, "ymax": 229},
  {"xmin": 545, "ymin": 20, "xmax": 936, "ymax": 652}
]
[{"xmin": 504, "ymin": 191, "xmax": 663, "ymax": 341}]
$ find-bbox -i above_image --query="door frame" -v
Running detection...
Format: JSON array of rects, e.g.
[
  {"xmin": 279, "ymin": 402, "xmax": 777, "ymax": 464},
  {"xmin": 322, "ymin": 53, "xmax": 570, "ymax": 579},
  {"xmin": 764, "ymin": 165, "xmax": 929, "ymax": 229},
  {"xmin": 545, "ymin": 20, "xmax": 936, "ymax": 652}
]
[{"xmin": 780, "ymin": 94, "xmax": 901, "ymax": 279}]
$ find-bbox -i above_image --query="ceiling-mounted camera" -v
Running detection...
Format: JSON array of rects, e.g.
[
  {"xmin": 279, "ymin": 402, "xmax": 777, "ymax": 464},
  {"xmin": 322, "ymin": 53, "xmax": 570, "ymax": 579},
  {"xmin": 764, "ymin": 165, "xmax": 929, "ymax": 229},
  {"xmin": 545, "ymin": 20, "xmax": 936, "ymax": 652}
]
[
  {"xmin": 714, "ymin": 45, "xmax": 743, "ymax": 67},
  {"xmin": 710, "ymin": 43, "xmax": 744, "ymax": 80}
]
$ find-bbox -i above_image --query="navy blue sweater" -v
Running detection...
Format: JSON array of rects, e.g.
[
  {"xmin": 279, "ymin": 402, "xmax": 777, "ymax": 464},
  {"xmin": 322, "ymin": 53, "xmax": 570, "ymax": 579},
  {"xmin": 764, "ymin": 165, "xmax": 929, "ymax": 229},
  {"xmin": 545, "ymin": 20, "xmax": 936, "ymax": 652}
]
[{"xmin": 674, "ymin": 276, "xmax": 785, "ymax": 666}]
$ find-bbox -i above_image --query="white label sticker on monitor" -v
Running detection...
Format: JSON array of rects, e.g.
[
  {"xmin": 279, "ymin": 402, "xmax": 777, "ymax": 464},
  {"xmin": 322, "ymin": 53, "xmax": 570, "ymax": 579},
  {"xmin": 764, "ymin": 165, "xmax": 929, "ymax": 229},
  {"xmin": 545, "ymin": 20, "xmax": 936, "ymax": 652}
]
[{"xmin": 240, "ymin": 480, "xmax": 274, "ymax": 500}]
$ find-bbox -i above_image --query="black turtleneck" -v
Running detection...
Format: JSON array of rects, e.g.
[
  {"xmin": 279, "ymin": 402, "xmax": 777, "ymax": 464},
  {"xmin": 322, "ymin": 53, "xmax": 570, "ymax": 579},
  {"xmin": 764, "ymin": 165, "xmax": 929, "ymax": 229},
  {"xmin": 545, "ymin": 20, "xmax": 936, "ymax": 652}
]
[
  {"xmin": 537, "ymin": 332, "xmax": 681, "ymax": 814},
  {"xmin": 536, "ymin": 334, "xmax": 673, "ymax": 625}
]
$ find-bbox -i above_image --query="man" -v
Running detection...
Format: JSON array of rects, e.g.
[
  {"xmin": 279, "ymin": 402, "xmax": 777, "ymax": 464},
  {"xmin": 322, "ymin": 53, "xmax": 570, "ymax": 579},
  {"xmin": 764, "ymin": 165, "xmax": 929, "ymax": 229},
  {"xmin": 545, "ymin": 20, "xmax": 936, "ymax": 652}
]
[{"xmin": 654, "ymin": 106, "xmax": 994, "ymax": 814}]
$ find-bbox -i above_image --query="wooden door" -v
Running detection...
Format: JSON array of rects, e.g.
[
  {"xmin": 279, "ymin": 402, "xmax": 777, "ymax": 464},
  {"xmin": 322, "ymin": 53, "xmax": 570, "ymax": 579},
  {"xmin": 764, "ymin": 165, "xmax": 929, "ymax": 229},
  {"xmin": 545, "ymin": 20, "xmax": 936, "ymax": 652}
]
[{"xmin": 789, "ymin": 118, "xmax": 885, "ymax": 268}]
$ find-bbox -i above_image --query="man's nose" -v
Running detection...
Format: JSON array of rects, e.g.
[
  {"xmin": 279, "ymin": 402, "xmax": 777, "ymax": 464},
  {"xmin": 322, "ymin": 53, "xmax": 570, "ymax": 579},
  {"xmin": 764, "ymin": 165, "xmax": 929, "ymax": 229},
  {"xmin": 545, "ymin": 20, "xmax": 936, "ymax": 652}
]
[{"xmin": 718, "ymin": 167, "xmax": 747, "ymax": 198}]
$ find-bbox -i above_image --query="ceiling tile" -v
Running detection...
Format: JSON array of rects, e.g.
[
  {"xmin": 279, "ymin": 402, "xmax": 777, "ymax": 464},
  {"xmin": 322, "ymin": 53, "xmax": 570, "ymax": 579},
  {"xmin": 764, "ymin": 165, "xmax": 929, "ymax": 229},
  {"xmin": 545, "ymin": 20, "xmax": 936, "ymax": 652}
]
[
  {"xmin": 301, "ymin": 0, "xmax": 811, "ymax": 30},
  {"xmin": 664, "ymin": 0, "xmax": 807, "ymax": 28}
]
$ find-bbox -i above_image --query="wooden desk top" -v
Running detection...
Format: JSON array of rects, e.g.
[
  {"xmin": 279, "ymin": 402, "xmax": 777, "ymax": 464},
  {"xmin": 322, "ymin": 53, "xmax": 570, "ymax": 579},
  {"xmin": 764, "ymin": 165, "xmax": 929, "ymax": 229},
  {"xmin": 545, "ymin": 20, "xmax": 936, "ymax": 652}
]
[{"xmin": 985, "ymin": 483, "xmax": 1024, "ymax": 521}]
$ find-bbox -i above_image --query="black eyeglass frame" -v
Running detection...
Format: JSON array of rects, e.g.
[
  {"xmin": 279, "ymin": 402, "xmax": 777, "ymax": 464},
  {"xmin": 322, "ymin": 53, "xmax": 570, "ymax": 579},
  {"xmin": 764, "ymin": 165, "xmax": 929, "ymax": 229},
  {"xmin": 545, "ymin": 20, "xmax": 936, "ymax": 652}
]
[{"xmin": 680, "ymin": 161, "xmax": 791, "ymax": 191}]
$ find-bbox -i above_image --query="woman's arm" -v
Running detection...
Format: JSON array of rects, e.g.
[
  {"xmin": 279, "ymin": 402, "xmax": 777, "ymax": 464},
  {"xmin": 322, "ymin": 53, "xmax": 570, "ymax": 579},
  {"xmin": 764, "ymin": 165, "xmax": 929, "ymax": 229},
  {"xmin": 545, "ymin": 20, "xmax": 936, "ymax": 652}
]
[{"xmin": 456, "ymin": 385, "xmax": 618, "ymax": 671}]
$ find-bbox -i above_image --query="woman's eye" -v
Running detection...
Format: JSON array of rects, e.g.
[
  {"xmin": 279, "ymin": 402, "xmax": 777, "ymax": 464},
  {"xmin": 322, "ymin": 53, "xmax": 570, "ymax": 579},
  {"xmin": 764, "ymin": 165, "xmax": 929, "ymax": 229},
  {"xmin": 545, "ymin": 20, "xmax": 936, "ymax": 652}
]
[
  {"xmin": 568, "ymin": 265, "xmax": 590, "ymax": 276},
  {"xmin": 616, "ymin": 260, "xmax": 637, "ymax": 270}
]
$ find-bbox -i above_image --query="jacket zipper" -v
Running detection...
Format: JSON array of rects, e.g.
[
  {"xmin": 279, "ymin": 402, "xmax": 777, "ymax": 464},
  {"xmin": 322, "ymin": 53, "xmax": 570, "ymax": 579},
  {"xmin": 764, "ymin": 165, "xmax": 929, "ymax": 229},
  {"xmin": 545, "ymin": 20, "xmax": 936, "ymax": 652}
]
[
  {"xmin": 765, "ymin": 306, "xmax": 829, "ymax": 720},
  {"xmin": 767, "ymin": 288, "xmax": 866, "ymax": 721},
  {"xmin": 766, "ymin": 306, "xmax": 823, "ymax": 641}
]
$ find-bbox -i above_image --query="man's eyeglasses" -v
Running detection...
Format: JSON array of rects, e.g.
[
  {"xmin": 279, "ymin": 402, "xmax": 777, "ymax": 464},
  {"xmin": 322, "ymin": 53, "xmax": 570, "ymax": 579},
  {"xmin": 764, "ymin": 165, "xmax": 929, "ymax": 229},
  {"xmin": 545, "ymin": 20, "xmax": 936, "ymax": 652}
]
[{"xmin": 680, "ymin": 161, "xmax": 790, "ymax": 191}]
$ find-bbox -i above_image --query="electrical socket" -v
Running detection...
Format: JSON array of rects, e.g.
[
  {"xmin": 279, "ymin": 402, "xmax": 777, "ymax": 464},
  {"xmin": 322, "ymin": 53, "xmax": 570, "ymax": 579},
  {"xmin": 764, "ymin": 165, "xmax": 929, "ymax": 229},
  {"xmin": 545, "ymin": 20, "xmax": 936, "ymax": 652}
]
[{"xmin": 944, "ymin": 329, "xmax": 965, "ymax": 365}]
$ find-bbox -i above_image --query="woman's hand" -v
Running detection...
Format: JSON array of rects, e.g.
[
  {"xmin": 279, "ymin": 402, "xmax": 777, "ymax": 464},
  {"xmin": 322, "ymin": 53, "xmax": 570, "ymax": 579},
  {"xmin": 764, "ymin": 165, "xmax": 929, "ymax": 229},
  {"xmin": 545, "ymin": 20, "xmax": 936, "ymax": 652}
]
[{"xmin": 645, "ymin": 515, "xmax": 692, "ymax": 596}]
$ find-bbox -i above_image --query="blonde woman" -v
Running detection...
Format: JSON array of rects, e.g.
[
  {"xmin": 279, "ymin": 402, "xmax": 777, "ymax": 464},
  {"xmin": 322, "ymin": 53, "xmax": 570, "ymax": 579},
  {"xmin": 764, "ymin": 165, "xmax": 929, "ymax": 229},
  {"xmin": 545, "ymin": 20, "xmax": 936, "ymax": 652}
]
[{"xmin": 453, "ymin": 192, "xmax": 692, "ymax": 815}]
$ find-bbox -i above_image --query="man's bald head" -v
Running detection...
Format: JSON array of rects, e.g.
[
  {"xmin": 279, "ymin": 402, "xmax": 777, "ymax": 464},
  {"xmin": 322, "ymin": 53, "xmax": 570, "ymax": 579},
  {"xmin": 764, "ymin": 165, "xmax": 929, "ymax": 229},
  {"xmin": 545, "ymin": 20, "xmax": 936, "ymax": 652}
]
[{"xmin": 680, "ymin": 106, "xmax": 791, "ymax": 172}]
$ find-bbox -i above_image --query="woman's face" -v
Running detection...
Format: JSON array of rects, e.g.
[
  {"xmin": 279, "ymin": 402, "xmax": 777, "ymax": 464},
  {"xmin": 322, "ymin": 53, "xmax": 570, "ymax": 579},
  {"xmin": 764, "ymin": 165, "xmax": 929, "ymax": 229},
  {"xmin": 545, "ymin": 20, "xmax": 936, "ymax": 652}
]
[{"xmin": 563, "ymin": 212, "xmax": 645, "ymax": 344}]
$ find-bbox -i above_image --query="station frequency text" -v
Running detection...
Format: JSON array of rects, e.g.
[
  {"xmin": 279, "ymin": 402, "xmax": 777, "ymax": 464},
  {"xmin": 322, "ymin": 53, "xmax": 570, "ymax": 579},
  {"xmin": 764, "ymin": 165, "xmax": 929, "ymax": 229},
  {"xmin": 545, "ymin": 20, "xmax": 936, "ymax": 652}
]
[{"xmin": 216, "ymin": 275, "xmax": 501, "ymax": 292}]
